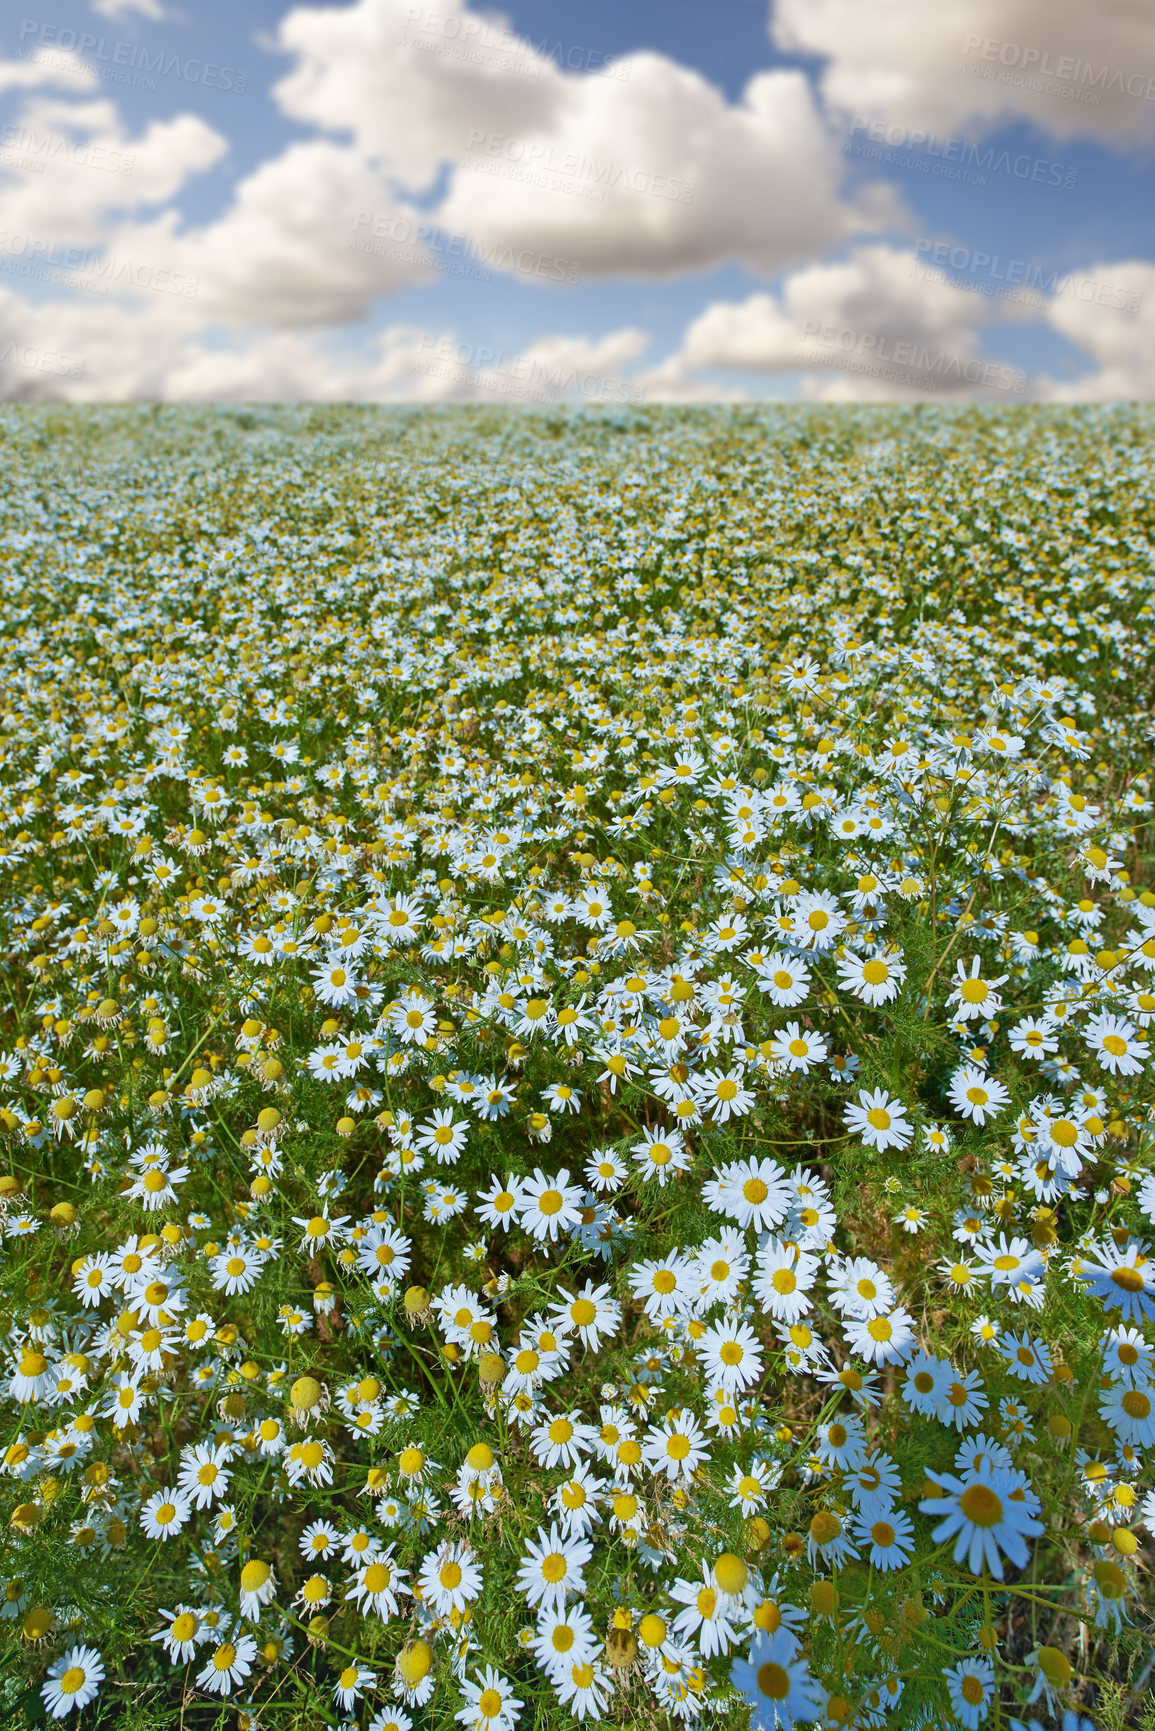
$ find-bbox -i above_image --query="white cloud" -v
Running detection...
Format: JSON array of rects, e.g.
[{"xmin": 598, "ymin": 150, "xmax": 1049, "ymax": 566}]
[
  {"xmin": 772, "ymin": 0, "xmax": 1155, "ymax": 146},
  {"xmin": 0, "ymin": 51, "xmax": 98, "ymax": 94},
  {"xmin": 92, "ymin": 0, "xmax": 171, "ymax": 17},
  {"xmin": 0, "ymin": 0, "xmax": 909, "ymax": 374},
  {"xmin": 471, "ymin": 328, "xmax": 650, "ymax": 403},
  {"xmin": 1039, "ymin": 260, "xmax": 1155, "ymax": 398},
  {"xmin": 632, "ymin": 352, "xmax": 746, "ymax": 401},
  {"xmin": 0, "ymin": 283, "xmax": 181, "ymax": 399},
  {"xmin": 378, "ymin": 323, "xmax": 651, "ymax": 403},
  {"xmin": 0, "ymin": 281, "xmax": 403, "ymax": 399},
  {"xmin": 0, "ymin": 51, "xmax": 436, "ymax": 329},
  {"xmin": 275, "ymin": 0, "xmax": 558, "ymax": 190},
  {"xmin": 273, "ymin": 0, "xmax": 900, "ymax": 280},
  {"xmin": 668, "ymin": 243, "xmax": 1029, "ymax": 398},
  {"xmin": 0, "ymin": 282, "xmax": 658, "ymax": 403},
  {"xmin": 4, "ymin": 243, "xmax": 1149, "ymax": 404},
  {"xmin": 0, "ymin": 95, "xmax": 227, "ymax": 247},
  {"xmin": 439, "ymin": 57, "xmax": 890, "ymax": 279},
  {"xmin": 98, "ymin": 141, "xmax": 437, "ymax": 326},
  {"xmin": 1, "ymin": 0, "xmax": 1150, "ymax": 402}
]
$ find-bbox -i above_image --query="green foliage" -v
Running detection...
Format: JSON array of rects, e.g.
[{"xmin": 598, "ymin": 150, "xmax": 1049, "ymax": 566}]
[{"xmin": 0, "ymin": 404, "xmax": 1153, "ymax": 1731}]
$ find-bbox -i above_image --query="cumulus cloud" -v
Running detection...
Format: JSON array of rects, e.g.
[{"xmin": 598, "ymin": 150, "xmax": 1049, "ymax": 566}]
[
  {"xmin": 665, "ymin": 243, "xmax": 1030, "ymax": 399},
  {"xmin": 274, "ymin": 0, "xmax": 558, "ymax": 189},
  {"xmin": 439, "ymin": 57, "xmax": 893, "ymax": 279},
  {"xmin": 373, "ymin": 322, "xmax": 648, "ymax": 403},
  {"xmin": 773, "ymin": 0, "xmax": 1155, "ymax": 146},
  {"xmin": 1039, "ymin": 260, "xmax": 1155, "ymax": 398},
  {"xmin": 92, "ymin": 0, "xmax": 171, "ymax": 16},
  {"xmin": 99, "ymin": 141, "xmax": 437, "ymax": 326},
  {"xmin": 0, "ymin": 281, "xmax": 418, "ymax": 400},
  {"xmin": 0, "ymin": 283, "xmax": 181, "ymax": 399},
  {"xmin": 0, "ymin": 0, "xmax": 1147, "ymax": 402},
  {"xmin": 0, "ymin": 277, "xmax": 657, "ymax": 403},
  {"xmin": 0, "ymin": 51, "xmax": 98, "ymax": 94},
  {"xmin": 273, "ymin": 0, "xmax": 900, "ymax": 280},
  {"xmin": 0, "ymin": 95, "xmax": 226, "ymax": 247}
]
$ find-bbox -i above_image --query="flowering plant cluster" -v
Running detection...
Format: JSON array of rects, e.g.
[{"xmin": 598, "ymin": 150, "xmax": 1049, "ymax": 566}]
[{"xmin": 1, "ymin": 404, "xmax": 1153, "ymax": 1730}]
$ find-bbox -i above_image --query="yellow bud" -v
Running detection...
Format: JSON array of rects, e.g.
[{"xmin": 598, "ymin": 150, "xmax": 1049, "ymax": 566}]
[{"xmin": 290, "ymin": 1376, "xmax": 322, "ymax": 1412}]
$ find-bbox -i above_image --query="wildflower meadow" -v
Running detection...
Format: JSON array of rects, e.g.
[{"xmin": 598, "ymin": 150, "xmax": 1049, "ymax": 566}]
[{"xmin": 1, "ymin": 403, "xmax": 1154, "ymax": 1731}]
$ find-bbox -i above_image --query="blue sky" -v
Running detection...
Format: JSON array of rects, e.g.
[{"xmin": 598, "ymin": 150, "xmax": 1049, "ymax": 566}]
[{"xmin": 0, "ymin": 0, "xmax": 1152, "ymax": 399}]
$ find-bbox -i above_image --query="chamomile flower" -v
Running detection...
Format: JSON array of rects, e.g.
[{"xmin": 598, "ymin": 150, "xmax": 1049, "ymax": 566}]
[
  {"xmin": 1084, "ymin": 1013, "xmax": 1145, "ymax": 1076},
  {"xmin": 753, "ymin": 953, "xmax": 812, "ymax": 1007},
  {"xmin": 944, "ymin": 1655, "xmax": 996, "ymax": 1729},
  {"xmin": 949, "ymin": 1065, "xmax": 1011, "ymax": 1126},
  {"xmin": 333, "ymin": 1665, "xmax": 377, "ymax": 1713},
  {"xmin": 854, "ymin": 1507, "xmax": 914, "ymax": 1570},
  {"xmin": 700, "ymin": 1321, "xmax": 764, "ymax": 1393},
  {"xmin": 551, "ymin": 1460, "xmax": 605, "ymax": 1535},
  {"xmin": 548, "ymin": 1283, "xmax": 620, "ymax": 1350},
  {"xmin": 902, "ymin": 1351, "xmax": 952, "ymax": 1416},
  {"xmin": 769, "ymin": 1022, "xmax": 828, "ymax": 1073},
  {"xmin": 196, "ymin": 1634, "xmax": 258, "ymax": 1697},
  {"xmin": 1103, "ymin": 1326, "xmax": 1154, "ymax": 1387},
  {"xmin": 670, "ymin": 1564, "xmax": 743, "ymax": 1657},
  {"xmin": 949, "ymin": 958, "xmax": 1008, "ymax": 1022},
  {"xmin": 140, "ymin": 1486, "xmax": 191, "ymax": 1540},
  {"xmin": 846, "ymin": 1450, "xmax": 903, "ymax": 1518},
  {"xmin": 517, "ymin": 1168, "xmax": 583, "ymax": 1242},
  {"xmin": 728, "ymin": 1459, "xmax": 774, "ymax": 1514},
  {"xmin": 729, "ymin": 1628, "xmax": 823, "ymax": 1729},
  {"xmin": 583, "ymin": 1147, "xmax": 626, "ymax": 1193},
  {"xmin": 843, "ymin": 1087, "xmax": 913, "ymax": 1153},
  {"xmin": 829, "ymin": 1257, "xmax": 894, "ymax": 1319},
  {"xmin": 1076, "ymin": 1243, "xmax": 1155, "ymax": 1322},
  {"xmin": 530, "ymin": 1412, "xmax": 598, "ymax": 1470},
  {"xmin": 418, "ymin": 1540, "xmax": 482, "ymax": 1616},
  {"xmin": 1009, "ymin": 1018, "xmax": 1059, "ymax": 1060},
  {"xmin": 41, "ymin": 1646, "xmax": 105, "ymax": 1719},
  {"xmin": 209, "ymin": 1246, "xmax": 267, "ymax": 1295},
  {"xmin": 1100, "ymin": 1382, "xmax": 1155, "ymax": 1447},
  {"xmin": 837, "ymin": 946, "xmax": 906, "ymax": 1006},
  {"xmin": 976, "ymin": 1234, "xmax": 1046, "ymax": 1290},
  {"xmin": 695, "ymin": 1065, "xmax": 756, "ymax": 1123},
  {"xmin": 516, "ymin": 1523, "xmax": 591, "ymax": 1611},
  {"xmin": 178, "ymin": 1442, "xmax": 231, "ymax": 1510},
  {"xmin": 153, "ymin": 1605, "xmax": 206, "ymax": 1665},
  {"xmin": 455, "ymin": 1667, "xmax": 522, "ymax": 1731},
  {"xmin": 553, "ymin": 1657, "xmax": 612, "ymax": 1722},
  {"xmin": 842, "ymin": 1305, "xmax": 916, "ymax": 1366},
  {"xmin": 702, "ymin": 1157, "xmax": 790, "ymax": 1232},
  {"xmin": 475, "ymin": 1174, "xmax": 524, "ymax": 1233},
  {"xmin": 937, "ymin": 1369, "xmax": 990, "ymax": 1431},
  {"xmin": 630, "ymin": 1124, "xmax": 690, "ymax": 1185},
  {"xmin": 920, "ymin": 1469, "xmax": 1044, "ymax": 1578},
  {"xmin": 997, "ymin": 1331, "xmax": 1053, "ymax": 1384},
  {"xmin": 641, "ymin": 1411, "xmax": 709, "ymax": 1482},
  {"xmin": 238, "ymin": 1558, "xmax": 277, "ymax": 1619},
  {"xmin": 530, "ymin": 1602, "xmax": 599, "ymax": 1677}
]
